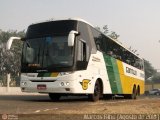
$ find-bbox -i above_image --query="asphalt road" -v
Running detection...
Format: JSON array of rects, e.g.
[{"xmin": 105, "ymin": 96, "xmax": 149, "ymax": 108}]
[{"xmin": 0, "ymin": 95, "xmax": 159, "ymax": 120}]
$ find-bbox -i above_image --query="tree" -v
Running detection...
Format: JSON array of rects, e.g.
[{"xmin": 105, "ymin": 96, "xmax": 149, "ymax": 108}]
[
  {"xmin": 144, "ymin": 59, "xmax": 157, "ymax": 81},
  {"xmin": 0, "ymin": 30, "xmax": 25, "ymax": 86},
  {"xmin": 108, "ymin": 31, "xmax": 120, "ymax": 40},
  {"xmin": 96, "ymin": 25, "xmax": 120, "ymax": 39},
  {"xmin": 152, "ymin": 72, "xmax": 160, "ymax": 83},
  {"xmin": 103, "ymin": 25, "xmax": 108, "ymax": 34}
]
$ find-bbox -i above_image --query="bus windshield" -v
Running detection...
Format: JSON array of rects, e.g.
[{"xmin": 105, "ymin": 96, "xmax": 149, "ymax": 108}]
[
  {"xmin": 21, "ymin": 20, "xmax": 77, "ymax": 72},
  {"xmin": 22, "ymin": 36, "xmax": 73, "ymax": 71}
]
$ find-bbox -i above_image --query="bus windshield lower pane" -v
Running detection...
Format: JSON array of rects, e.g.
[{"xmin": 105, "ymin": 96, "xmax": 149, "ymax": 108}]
[{"xmin": 22, "ymin": 36, "xmax": 73, "ymax": 70}]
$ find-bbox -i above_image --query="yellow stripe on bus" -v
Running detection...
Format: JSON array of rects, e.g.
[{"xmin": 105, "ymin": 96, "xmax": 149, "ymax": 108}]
[
  {"xmin": 51, "ymin": 72, "xmax": 59, "ymax": 77},
  {"xmin": 117, "ymin": 60, "xmax": 144, "ymax": 94}
]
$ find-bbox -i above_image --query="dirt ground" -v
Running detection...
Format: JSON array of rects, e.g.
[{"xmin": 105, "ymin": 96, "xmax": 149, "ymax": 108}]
[
  {"xmin": 0, "ymin": 95, "xmax": 159, "ymax": 120},
  {"xmin": 39, "ymin": 96, "xmax": 160, "ymax": 114},
  {"xmin": 32, "ymin": 95, "xmax": 160, "ymax": 120}
]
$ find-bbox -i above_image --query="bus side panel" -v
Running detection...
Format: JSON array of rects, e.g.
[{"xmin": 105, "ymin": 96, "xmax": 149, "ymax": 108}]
[
  {"xmin": 103, "ymin": 54, "xmax": 144, "ymax": 95},
  {"xmin": 117, "ymin": 60, "xmax": 132, "ymax": 94},
  {"xmin": 117, "ymin": 60, "xmax": 145, "ymax": 94},
  {"xmin": 103, "ymin": 54, "xmax": 123, "ymax": 94},
  {"xmin": 86, "ymin": 52, "xmax": 112, "ymax": 94}
]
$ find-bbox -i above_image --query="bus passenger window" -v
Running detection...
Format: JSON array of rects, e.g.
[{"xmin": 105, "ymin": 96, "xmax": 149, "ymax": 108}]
[
  {"xmin": 96, "ymin": 43, "xmax": 101, "ymax": 51},
  {"xmin": 77, "ymin": 40, "xmax": 87, "ymax": 62},
  {"xmin": 126, "ymin": 59, "xmax": 131, "ymax": 65},
  {"xmin": 107, "ymin": 51, "xmax": 113, "ymax": 56}
]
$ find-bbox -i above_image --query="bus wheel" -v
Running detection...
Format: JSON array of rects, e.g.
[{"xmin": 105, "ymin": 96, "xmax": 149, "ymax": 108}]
[
  {"xmin": 89, "ymin": 80, "xmax": 101, "ymax": 102},
  {"xmin": 49, "ymin": 93, "xmax": 61, "ymax": 101},
  {"xmin": 129, "ymin": 86, "xmax": 137, "ymax": 99}
]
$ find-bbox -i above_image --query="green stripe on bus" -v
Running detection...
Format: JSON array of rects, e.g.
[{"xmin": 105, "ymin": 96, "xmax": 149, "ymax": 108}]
[
  {"xmin": 37, "ymin": 73, "xmax": 44, "ymax": 77},
  {"xmin": 112, "ymin": 59, "xmax": 123, "ymax": 93},
  {"xmin": 43, "ymin": 73, "xmax": 51, "ymax": 77},
  {"xmin": 103, "ymin": 54, "xmax": 122, "ymax": 94}
]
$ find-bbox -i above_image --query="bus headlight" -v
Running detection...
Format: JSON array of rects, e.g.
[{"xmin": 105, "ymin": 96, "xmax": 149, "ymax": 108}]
[
  {"xmin": 60, "ymin": 82, "xmax": 69, "ymax": 86},
  {"xmin": 66, "ymin": 82, "xmax": 69, "ymax": 86},
  {"xmin": 61, "ymin": 82, "xmax": 64, "ymax": 86}
]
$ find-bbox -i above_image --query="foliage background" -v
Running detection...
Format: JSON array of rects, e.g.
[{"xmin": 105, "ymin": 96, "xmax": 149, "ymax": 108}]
[{"xmin": 0, "ymin": 29, "xmax": 25, "ymax": 86}]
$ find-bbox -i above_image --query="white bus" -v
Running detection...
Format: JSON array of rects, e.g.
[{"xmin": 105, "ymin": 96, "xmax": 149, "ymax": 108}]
[{"xmin": 7, "ymin": 18, "xmax": 145, "ymax": 101}]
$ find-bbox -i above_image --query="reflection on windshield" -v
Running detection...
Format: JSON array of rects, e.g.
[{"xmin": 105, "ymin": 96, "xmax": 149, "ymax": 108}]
[{"xmin": 22, "ymin": 36, "xmax": 73, "ymax": 69}]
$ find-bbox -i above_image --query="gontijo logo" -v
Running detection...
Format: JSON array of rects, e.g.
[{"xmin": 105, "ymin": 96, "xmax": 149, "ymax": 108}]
[{"xmin": 80, "ymin": 79, "xmax": 91, "ymax": 90}]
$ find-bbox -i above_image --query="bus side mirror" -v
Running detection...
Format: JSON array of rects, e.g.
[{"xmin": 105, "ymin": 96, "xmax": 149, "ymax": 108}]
[
  {"xmin": 6, "ymin": 37, "xmax": 21, "ymax": 50},
  {"xmin": 68, "ymin": 30, "xmax": 78, "ymax": 47}
]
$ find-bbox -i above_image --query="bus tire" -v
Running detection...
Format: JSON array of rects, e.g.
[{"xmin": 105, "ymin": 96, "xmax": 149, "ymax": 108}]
[
  {"xmin": 136, "ymin": 86, "xmax": 140, "ymax": 97},
  {"xmin": 129, "ymin": 86, "xmax": 137, "ymax": 99},
  {"xmin": 49, "ymin": 93, "xmax": 61, "ymax": 101},
  {"xmin": 88, "ymin": 80, "xmax": 101, "ymax": 102},
  {"xmin": 124, "ymin": 86, "xmax": 137, "ymax": 99}
]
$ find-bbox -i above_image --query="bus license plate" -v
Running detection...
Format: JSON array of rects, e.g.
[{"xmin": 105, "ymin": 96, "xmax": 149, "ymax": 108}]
[{"xmin": 37, "ymin": 84, "xmax": 46, "ymax": 90}]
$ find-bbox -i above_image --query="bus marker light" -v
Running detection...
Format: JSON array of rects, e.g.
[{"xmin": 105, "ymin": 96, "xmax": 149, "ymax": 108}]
[{"xmin": 66, "ymin": 82, "xmax": 69, "ymax": 86}]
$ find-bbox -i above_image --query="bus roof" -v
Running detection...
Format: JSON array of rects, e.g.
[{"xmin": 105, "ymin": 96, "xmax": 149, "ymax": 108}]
[{"xmin": 31, "ymin": 18, "xmax": 94, "ymax": 28}]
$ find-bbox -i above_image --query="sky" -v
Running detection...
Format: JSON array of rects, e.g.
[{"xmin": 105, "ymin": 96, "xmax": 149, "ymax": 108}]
[{"xmin": 0, "ymin": 0, "xmax": 160, "ymax": 70}]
